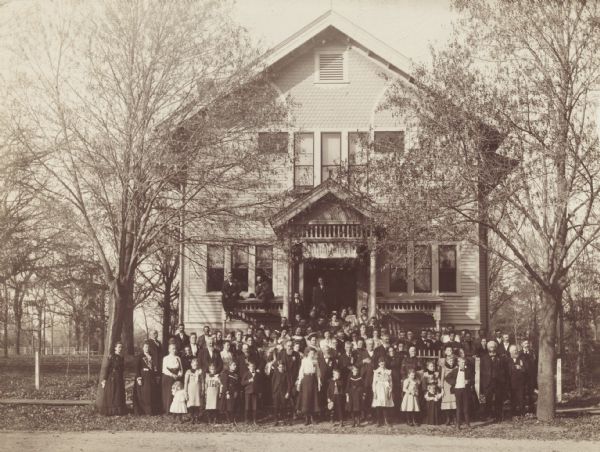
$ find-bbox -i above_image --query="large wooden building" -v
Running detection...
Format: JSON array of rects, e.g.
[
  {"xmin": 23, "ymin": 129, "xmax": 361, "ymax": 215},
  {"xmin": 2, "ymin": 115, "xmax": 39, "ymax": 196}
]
[{"xmin": 180, "ymin": 11, "xmax": 490, "ymax": 333}]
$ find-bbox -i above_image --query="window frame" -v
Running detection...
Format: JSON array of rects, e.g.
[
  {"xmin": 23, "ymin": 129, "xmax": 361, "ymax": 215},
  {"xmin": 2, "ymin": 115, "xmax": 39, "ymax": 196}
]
[
  {"xmin": 348, "ymin": 131, "xmax": 369, "ymax": 191},
  {"xmin": 206, "ymin": 245, "xmax": 225, "ymax": 293},
  {"xmin": 232, "ymin": 245, "xmax": 249, "ymax": 292},
  {"xmin": 258, "ymin": 132, "xmax": 288, "ymax": 154},
  {"xmin": 374, "ymin": 131, "xmax": 405, "ymax": 154},
  {"xmin": 255, "ymin": 245, "xmax": 274, "ymax": 281},
  {"xmin": 438, "ymin": 243, "xmax": 459, "ymax": 294},
  {"xmin": 388, "ymin": 244, "xmax": 408, "ymax": 294},
  {"xmin": 413, "ymin": 243, "xmax": 433, "ymax": 294},
  {"xmin": 321, "ymin": 132, "xmax": 342, "ymax": 182},
  {"xmin": 294, "ymin": 132, "xmax": 315, "ymax": 189}
]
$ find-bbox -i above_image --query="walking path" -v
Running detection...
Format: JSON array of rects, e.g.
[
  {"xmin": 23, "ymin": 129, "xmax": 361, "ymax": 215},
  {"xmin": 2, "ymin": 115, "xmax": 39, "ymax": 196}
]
[{"xmin": 0, "ymin": 431, "xmax": 597, "ymax": 452}]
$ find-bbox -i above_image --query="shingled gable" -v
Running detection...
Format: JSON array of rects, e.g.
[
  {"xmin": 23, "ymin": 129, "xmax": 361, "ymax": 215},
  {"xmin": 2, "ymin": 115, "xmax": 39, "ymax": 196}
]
[
  {"xmin": 269, "ymin": 179, "xmax": 372, "ymax": 230},
  {"xmin": 260, "ymin": 9, "xmax": 414, "ymax": 79}
]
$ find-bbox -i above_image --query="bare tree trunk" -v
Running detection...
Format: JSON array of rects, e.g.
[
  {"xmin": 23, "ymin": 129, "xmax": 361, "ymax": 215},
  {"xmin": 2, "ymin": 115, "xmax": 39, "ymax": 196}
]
[
  {"xmin": 537, "ymin": 289, "xmax": 558, "ymax": 421},
  {"xmin": 13, "ymin": 289, "xmax": 22, "ymax": 355},
  {"xmin": 576, "ymin": 329, "xmax": 583, "ymax": 396},
  {"xmin": 121, "ymin": 303, "xmax": 135, "ymax": 355},
  {"xmin": 95, "ymin": 279, "xmax": 128, "ymax": 412},
  {"xmin": 3, "ymin": 282, "xmax": 8, "ymax": 357},
  {"xmin": 162, "ymin": 279, "xmax": 172, "ymax": 347}
]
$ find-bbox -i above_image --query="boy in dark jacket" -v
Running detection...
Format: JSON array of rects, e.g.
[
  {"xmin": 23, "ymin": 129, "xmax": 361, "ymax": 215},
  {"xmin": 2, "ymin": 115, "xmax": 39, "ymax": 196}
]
[
  {"xmin": 445, "ymin": 356, "xmax": 475, "ymax": 428},
  {"xmin": 327, "ymin": 368, "xmax": 346, "ymax": 426},
  {"xmin": 242, "ymin": 361, "xmax": 262, "ymax": 424},
  {"xmin": 271, "ymin": 361, "xmax": 293, "ymax": 425},
  {"xmin": 220, "ymin": 360, "xmax": 241, "ymax": 425}
]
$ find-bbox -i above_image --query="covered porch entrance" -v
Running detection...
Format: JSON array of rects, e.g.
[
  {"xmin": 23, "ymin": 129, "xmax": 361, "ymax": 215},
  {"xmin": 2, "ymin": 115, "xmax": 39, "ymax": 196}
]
[
  {"xmin": 270, "ymin": 180, "xmax": 377, "ymax": 318},
  {"xmin": 302, "ymin": 257, "xmax": 365, "ymax": 313}
]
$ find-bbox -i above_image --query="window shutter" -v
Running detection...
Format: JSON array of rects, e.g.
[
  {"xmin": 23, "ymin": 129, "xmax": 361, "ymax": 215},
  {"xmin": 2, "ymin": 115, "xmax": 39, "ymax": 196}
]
[{"xmin": 319, "ymin": 53, "xmax": 344, "ymax": 82}]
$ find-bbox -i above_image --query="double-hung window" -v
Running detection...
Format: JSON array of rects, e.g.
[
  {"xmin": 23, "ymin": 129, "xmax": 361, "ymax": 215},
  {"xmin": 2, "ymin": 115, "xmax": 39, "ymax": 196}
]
[
  {"xmin": 294, "ymin": 133, "xmax": 314, "ymax": 188},
  {"xmin": 321, "ymin": 132, "xmax": 341, "ymax": 182}
]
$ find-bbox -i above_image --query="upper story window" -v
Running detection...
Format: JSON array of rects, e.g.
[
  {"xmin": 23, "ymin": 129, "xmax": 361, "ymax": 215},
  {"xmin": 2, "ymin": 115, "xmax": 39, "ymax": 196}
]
[
  {"xmin": 389, "ymin": 244, "xmax": 408, "ymax": 293},
  {"xmin": 321, "ymin": 132, "xmax": 341, "ymax": 182},
  {"xmin": 374, "ymin": 131, "xmax": 405, "ymax": 154},
  {"xmin": 414, "ymin": 244, "xmax": 432, "ymax": 293},
  {"xmin": 232, "ymin": 245, "xmax": 249, "ymax": 292},
  {"xmin": 315, "ymin": 51, "xmax": 347, "ymax": 83},
  {"xmin": 207, "ymin": 245, "xmax": 224, "ymax": 292},
  {"xmin": 439, "ymin": 244, "xmax": 457, "ymax": 293},
  {"xmin": 258, "ymin": 132, "xmax": 288, "ymax": 154},
  {"xmin": 348, "ymin": 132, "xmax": 369, "ymax": 191},
  {"xmin": 256, "ymin": 245, "xmax": 273, "ymax": 281},
  {"xmin": 294, "ymin": 133, "xmax": 314, "ymax": 189}
]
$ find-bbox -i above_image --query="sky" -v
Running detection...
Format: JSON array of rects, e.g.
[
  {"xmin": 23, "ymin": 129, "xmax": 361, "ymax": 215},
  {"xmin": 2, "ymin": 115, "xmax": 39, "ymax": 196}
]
[{"xmin": 233, "ymin": 0, "xmax": 456, "ymax": 65}]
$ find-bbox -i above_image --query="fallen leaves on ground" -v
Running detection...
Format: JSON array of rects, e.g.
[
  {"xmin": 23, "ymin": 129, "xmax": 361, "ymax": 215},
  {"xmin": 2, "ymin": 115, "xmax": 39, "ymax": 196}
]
[{"xmin": 1, "ymin": 405, "xmax": 599, "ymax": 442}]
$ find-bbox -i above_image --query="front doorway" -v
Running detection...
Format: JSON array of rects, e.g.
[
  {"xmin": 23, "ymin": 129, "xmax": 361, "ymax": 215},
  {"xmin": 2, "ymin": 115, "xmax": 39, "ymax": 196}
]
[{"xmin": 303, "ymin": 258, "xmax": 360, "ymax": 313}]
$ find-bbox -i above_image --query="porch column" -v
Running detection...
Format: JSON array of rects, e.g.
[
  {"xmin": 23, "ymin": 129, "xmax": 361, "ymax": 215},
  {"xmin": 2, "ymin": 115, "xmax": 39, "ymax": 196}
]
[
  {"xmin": 434, "ymin": 303, "xmax": 442, "ymax": 331},
  {"xmin": 368, "ymin": 246, "xmax": 377, "ymax": 319},
  {"xmin": 282, "ymin": 242, "xmax": 291, "ymax": 319}
]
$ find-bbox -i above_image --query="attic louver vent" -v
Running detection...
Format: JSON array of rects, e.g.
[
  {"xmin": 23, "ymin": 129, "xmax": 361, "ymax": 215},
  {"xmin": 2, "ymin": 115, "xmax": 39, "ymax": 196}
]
[{"xmin": 319, "ymin": 53, "xmax": 345, "ymax": 82}]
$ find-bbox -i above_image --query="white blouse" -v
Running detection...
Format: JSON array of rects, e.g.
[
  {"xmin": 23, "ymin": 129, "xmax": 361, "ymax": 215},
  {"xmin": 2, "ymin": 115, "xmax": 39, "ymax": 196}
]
[
  {"xmin": 162, "ymin": 354, "xmax": 182, "ymax": 377},
  {"xmin": 296, "ymin": 357, "xmax": 320, "ymax": 385}
]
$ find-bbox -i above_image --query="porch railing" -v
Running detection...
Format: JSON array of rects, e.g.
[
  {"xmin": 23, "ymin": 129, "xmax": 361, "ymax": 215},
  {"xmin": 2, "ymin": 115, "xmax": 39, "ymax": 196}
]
[{"xmin": 291, "ymin": 223, "xmax": 371, "ymax": 239}]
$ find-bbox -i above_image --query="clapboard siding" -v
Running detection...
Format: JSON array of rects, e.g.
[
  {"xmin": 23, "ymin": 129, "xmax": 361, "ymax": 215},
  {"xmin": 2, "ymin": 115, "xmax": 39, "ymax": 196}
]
[{"xmin": 374, "ymin": 241, "xmax": 480, "ymax": 329}]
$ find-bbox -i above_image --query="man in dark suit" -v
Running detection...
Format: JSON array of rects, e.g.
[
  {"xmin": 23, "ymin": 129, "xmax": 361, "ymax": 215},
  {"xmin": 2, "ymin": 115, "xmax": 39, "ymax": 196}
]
[
  {"xmin": 222, "ymin": 271, "xmax": 241, "ymax": 319},
  {"xmin": 498, "ymin": 333, "xmax": 512, "ymax": 357},
  {"xmin": 189, "ymin": 332, "xmax": 200, "ymax": 359},
  {"xmin": 197, "ymin": 325, "xmax": 211, "ymax": 350},
  {"xmin": 171, "ymin": 323, "xmax": 190, "ymax": 353},
  {"xmin": 480, "ymin": 341, "xmax": 508, "ymax": 421},
  {"xmin": 519, "ymin": 339, "xmax": 537, "ymax": 413},
  {"xmin": 148, "ymin": 330, "xmax": 163, "ymax": 371},
  {"xmin": 337, "ymin": 341, "xmax": 356, "ymax": 385},
  {"xmin": 507, "ymin": 344, "xmax": 526, "ymax": 417},
  {"xmin": 311, "ymin": 276, "xmax": 329, "ymax": 314},
  {"xmin": 255, "ymin": 274, "xmax": 274, "ymax": 306},
  {"xmin": 199, "ymin": 336, "xmax": 223, "ymax": 374},
  {"xmin": 445, "ymin": 356, "xmax": 476, "ymax": 428},
  {"xmin": 278, "ymin": 340, "xmax": 302, "ymax": 403},
  {"xmin": 373, "ymin": 333, "xmax": 391, "ymax": 364},
  {"xmin": 317, "ymin": 346, "xmax": 336, "ymax": 414}
]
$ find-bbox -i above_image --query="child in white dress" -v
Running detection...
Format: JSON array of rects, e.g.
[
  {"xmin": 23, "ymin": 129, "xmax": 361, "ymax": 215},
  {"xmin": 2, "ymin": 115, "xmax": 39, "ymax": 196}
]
[
  {"xmin": 169, "ymin": 381, "xmax": 188, "ymax": 422},
  {"xmin": 371, "ymin": 358, "xmax": 394, "ymax": 426},
  {"xmin": 184, "ymin": 358, "xmax": 205, "ymax": 424},
  {"xmin": 401, "ymin": 369, "xmax": 420, "ymax": 426},
  {"xmin": 205, "ymin": 363, "xmax": 222, "ymax": 424}
]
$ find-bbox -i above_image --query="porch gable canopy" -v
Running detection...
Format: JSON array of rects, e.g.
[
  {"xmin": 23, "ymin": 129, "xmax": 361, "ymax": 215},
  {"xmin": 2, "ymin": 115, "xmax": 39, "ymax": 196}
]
[{"xmin": 270, "ymin": 179, "xmax": 373, "ymax": 234}]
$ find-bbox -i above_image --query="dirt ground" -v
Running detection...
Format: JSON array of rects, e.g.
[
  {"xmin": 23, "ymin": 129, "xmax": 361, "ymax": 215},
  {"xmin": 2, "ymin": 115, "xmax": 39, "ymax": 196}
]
[{"xmin": 0, "ymin": 431, "xmax": 598, "ymax": 452}]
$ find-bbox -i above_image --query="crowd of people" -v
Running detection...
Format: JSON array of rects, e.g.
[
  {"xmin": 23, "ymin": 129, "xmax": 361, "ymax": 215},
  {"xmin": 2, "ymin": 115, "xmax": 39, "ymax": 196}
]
[{"xmin": 100, "ymin": 304, "xmax": 538, "ymax": 429}]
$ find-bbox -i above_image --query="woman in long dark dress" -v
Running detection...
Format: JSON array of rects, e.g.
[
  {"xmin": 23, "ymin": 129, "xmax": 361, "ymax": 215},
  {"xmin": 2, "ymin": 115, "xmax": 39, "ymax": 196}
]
[
  {"xmin": 296, "ymin": 348, "xmax": 321, "ymax": 425},
  {"xmin": 100, "ymin": 342, "xmax": 127, "ymax": 416},
  {"xmin": 161, "ymin": 343, "xmax": 183, "ymax": 413},
  {"xmin": 133, "ymin": 340, "xmax": 158, "ymax": 415},
  {"xmin": 385, "ymin": 346, "xmax": 403, "ymax": 413}
]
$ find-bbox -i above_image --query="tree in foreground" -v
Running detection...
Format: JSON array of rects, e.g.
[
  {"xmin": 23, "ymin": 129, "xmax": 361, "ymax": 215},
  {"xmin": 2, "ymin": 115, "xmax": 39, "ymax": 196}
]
[
  {"xmin": 369, "ymin": 0, "xmax": 600, "ymax": 420},
  {"xmin": 7, "ymin": 0, "xmax": 287, "ymax": 410}
]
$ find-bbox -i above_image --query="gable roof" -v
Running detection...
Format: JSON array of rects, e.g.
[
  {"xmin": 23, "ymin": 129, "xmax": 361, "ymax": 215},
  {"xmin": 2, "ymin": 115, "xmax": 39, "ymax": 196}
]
[
  {"xmin": 270, "ymin": 179, "xmax": 372, "ymax": 229},
  {"xmin": 261, "ymin": 9, "xmax": 414, "ymax": 79}
]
